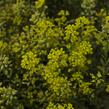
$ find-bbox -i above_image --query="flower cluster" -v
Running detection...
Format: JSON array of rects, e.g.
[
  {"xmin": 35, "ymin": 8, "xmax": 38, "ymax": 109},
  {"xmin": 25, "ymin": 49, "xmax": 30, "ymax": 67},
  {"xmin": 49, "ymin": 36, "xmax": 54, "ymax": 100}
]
[
  {"xmin": 21, "ymin": 51, "xmax": 40, "ymax": 71},
  {"xmin": 46, "ymin": 102, "xmax": 74, "ymax": 109}
]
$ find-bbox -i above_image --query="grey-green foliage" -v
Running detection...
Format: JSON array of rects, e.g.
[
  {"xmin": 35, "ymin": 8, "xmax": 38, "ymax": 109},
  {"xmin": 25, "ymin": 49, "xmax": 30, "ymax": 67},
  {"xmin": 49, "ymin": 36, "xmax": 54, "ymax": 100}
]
[{"xmin": 0, "ymin": 84, "xmax": 24, "ymax": 109}]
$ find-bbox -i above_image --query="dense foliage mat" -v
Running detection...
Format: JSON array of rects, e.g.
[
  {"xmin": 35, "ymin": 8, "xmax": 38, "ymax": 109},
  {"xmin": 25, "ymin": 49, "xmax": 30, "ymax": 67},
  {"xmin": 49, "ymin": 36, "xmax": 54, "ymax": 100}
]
[{"xmin": 0, "ymin": 0, "xmax": 109, "ymax": 109}]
